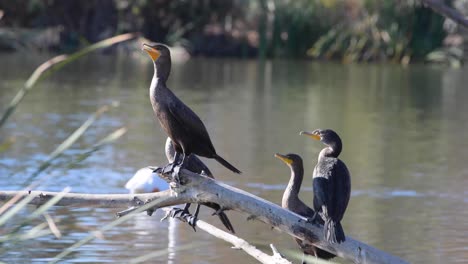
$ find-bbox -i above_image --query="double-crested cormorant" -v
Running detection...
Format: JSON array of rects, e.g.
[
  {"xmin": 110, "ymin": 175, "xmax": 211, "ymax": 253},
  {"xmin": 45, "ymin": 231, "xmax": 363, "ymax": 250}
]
[
  {"xmin": 142, "ymin": 43, "xmax": 241, "ymax": 175},
  {"xmin": 275, "ymin": 153, "xmax": 335, "ymax": 261},
  {"xmin": 165, "ymin": 138, "xmax": 235, "ymax": 234},
  {"xmin": 300, "ymin": 129, "xmax": 351, "ymax": 244}
]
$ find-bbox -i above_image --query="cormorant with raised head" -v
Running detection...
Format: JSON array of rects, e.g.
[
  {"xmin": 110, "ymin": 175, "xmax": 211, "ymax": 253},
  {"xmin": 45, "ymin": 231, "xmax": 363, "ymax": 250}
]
[
  {"xmin": 275, "ymin": 153, "xmax": 335, "ymax": 261},
  {"xmin": 165, "ymin": 138, "xmax": 235, "ymax": 233},
  {"xmin": 142, "ymin": 43, "xmax": 241, "ymax": 175},
  {"xmin": 300, "ymin": 129, "xmax": 351, "ymax": 244}
]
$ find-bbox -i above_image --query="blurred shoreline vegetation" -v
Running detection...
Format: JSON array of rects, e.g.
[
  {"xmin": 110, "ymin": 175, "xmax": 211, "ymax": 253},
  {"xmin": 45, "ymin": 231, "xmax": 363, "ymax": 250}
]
[{"xmin": 0, "ymin": 0, "xmax": 457, "ymax": 63}]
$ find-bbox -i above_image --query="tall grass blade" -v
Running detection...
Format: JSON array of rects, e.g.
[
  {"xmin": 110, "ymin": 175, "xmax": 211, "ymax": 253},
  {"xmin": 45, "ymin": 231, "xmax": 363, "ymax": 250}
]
[
  {"xmin": 19, "ymin": 222, "xmax": 51, "ymax": 240},
  {"xmin": 0, "ymin": 33, "xmax": 136, "ymax": 129},
  {"xmin": 21, "ymin": 104, "xmax": 115, "ymax": 185},
  {"xmin": 49, "ymin": 197, "xmax": 166, "ymax": 263},
  {"xmin": 67, "ymin": 126, "xmax": 127, "ymax": 165},
  {"xmin": 0, "ymin": 192, "xmax": 37, "ymax": 226},
  {"xmin": 0, "ymin": 187, "xmax": 69, "ymax": 232},
  {"xmin": 0, "ymin": 188, "xmax": 68, "ymax": 256},
  {"xmin": 0, "ymin": 55, "xmax": 67, "ymax": 128},
  {"xmin": 0, "ymin": 222, "xmax": 50, "ymax": 243},
  {"xmin": 28, "ymin": 187, "xmax": 70, "ymax": 219},
  {"xmin": 43, "ymin": 212, "xmax": 62, "ymax": 238},
  {"xmin": 47, "ymin": 126, "xmax": 127, "ymax": 172}
]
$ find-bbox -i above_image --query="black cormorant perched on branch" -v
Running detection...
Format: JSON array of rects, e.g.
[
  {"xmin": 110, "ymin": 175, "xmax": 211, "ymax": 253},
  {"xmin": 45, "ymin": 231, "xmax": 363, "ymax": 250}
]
[
  {"xmin": 142, "ymin": 43, "xmax": 241, "ymax": 176},
  {"xmin": 165, "ymin": 138, "xmax": 235, "ymax": 233},
  {"xmin": 275, "ymin": 153, "xmax": 335, "ymax": 261},
  {"xmin": 300, "ymin": 129, "xmax": 351, "ymax": 244}
]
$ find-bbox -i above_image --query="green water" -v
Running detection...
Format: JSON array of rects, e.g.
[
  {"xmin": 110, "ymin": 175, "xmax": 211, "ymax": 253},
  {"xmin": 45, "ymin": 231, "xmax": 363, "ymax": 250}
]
[{"xmin": 1, "ymin": 53, "xmax": 467, "ymax": 263}]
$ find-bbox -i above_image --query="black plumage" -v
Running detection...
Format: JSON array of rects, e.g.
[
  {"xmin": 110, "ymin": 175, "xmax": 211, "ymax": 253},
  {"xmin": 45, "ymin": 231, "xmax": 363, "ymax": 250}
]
[
  {"xmin": 143, "ymin": 43, "xmax": 241, "ymax": 174},
  {"xmin": 165, "ymin": 138, "xmax": 235, "ymax": 233},
  {"xmin": 275, "ymin": 153, "xmax": 335, "ymax": 261},
  {"xmin": 301, "ymin": 129, "xmax": 351, "ymax": 244}
]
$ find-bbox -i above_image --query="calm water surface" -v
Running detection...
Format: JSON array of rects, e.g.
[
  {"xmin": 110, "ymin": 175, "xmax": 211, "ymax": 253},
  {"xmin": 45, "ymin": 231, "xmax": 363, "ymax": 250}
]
[{"xmin": 1, "ymin": 53, "xmax": 467, "ymax": 263}]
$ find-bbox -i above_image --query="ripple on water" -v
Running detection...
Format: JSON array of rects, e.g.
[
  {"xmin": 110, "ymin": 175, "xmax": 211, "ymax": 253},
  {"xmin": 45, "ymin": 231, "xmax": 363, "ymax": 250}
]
[
  {"xmin": 352, "ymin": 188, "xmax": 424, "ymax": 199},
  {"xmin": 2, "ymin": 57, "xmax": 468, "ymax": 263}
]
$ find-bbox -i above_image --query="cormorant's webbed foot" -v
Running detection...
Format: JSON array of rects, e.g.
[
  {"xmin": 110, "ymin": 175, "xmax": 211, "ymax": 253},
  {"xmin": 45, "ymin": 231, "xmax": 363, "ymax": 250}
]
[
  {"xmin": 162, "ymin": 152, "xmax": 187, "ymax": 184},
  {"xmin": 185, "ymin": 215, "xmax": 197, "ymax": 232},
  {"xmin": 162, "ymin": 162, "xmax": 177, "ymax": 175},
  {"xmin": 169, "ymin": 203, "xmax": 199, "ymax": 232},
  {"xmin": 185, "ymin": 204, "xmax": 200, "ymax": 232},
  {"xmin": 170, "ymin": 203, "xmax": 191, "ymax": 218},
  {"xmin": 161, "ymin": 162, "xmax": 182, "ymax": 184},
  {"xmin": 169, "ymin": 207, "xmax": 185, "ymax": 218}
]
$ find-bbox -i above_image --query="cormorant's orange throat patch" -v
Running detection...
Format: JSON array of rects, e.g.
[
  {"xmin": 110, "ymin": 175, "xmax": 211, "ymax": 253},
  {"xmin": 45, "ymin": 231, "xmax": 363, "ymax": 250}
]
[{"xmin": 142, "ymin": 44, "xmax": 161, "ymax": 61}]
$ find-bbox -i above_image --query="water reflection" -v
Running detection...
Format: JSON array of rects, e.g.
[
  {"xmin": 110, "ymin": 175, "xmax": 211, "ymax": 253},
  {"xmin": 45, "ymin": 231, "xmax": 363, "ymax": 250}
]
[{"xmin": 0, "ymin": 53, "xmax": 467, "ymax": 263}]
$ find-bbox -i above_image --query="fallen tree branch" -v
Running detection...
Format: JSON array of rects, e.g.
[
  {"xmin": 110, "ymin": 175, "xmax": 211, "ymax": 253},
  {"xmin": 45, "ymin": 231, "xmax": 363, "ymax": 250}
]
[
  {"xmin": 174, "ymin": 214, "xmax": 291, "ymax": 264},
  {"xmin": 422, "ymin": 0, "xmax": 468, "ymax": 28},
  {"xmin": 0, "ymin": 190, "xmax": 176, "ymax": 209},
  {"xmin": 0, "ymin": 169, "xmax": 408, "ymax": 264}
]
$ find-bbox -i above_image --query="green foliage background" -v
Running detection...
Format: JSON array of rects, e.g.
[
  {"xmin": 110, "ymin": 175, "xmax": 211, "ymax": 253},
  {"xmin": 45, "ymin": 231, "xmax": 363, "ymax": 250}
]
[{"xmin": 0, "ymin": 0, "xmax": 449, "ymax": 61}]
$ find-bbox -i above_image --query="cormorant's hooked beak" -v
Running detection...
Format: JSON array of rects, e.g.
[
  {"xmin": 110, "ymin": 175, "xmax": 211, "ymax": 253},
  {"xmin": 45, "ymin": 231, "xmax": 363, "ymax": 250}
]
[
  {"xmin": 274, "ymin": 153, "xmax": 292, "ymax": 165},
  {"xmin": 300, "ymin": 131, "xmax": 321, "ymax": 141},
  {"xmin": 142, "ymin": 43, "xmax": 161, "ymax": 61}
]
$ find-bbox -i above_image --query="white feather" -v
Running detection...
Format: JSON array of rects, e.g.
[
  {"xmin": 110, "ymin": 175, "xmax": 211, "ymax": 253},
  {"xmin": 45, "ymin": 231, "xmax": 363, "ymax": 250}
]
[{"xmin": 125, "ymin": 167, "xmax": 169, "ymax": 194}]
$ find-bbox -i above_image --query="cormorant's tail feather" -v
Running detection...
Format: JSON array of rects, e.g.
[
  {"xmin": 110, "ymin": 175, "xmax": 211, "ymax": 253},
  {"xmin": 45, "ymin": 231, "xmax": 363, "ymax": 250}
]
[
  {"xmin": 203, "ymin": 202, "xmax": 236, "ymax": 234},
  {"xmin": 324, "ymin": 219, "xmax": 345, "ymax": 244},
  {"xmin": 214, "ymin": 155, "xmax": 241, "ymax": 174},
  {"xmin": 217, "ymin": 212, "xmax": 235, "ymax": 234}
]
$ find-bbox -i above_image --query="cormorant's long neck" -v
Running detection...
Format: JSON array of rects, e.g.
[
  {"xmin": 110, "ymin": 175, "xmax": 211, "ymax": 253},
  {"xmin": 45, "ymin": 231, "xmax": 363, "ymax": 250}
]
[
  {"xmin": 150, "ymin": 59, "xmax": 171, "ymax": 104},
  {"xmin": 282, "ymin": 165, "xmax": 304, "ymax": 208},
  {"xmin": 154, "ymin": 57, "xmax": 171, "ymax": 84},
  {"xmin": 319, "ymin": 140, "xmax": 342, "ymax": 159}
]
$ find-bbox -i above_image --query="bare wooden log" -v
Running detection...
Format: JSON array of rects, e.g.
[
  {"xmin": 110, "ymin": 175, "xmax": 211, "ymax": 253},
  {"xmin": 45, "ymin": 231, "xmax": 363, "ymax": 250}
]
[
  {"xmin": 0, "ymin": 169, "xmax": 408, "ymax": 264},
  {"xmin": 185, "ymin": 216, "xmax": 292, "ymax": 264},
  {"xmin": 0, "ymin": 190, "xmax": 177, "ymax": 208},
  {"xmin": 169, "ymin": 170, "xmax": 407, "ymax": 264}
]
